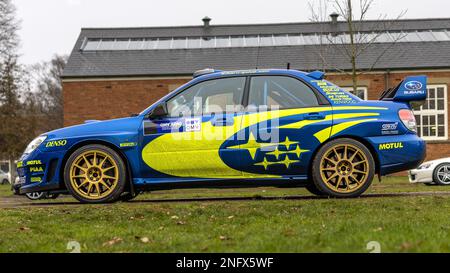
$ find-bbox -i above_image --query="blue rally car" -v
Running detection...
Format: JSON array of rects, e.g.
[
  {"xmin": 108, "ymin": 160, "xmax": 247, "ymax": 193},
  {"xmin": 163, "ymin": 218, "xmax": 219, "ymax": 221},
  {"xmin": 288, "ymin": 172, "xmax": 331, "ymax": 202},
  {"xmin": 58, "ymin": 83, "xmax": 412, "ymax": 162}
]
[{"xmin": 14, "ymin": 69, "xmax": 427, "ymax": 203}]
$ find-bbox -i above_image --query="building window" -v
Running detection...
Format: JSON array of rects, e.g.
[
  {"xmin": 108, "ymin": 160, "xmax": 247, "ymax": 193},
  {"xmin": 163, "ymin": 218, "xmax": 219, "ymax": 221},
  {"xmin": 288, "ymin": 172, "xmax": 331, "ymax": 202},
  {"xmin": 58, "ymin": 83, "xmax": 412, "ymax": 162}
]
[
  {"xmin": 413, "ymin": 85, "xmax": 448, "ymax": 140},
  {"xmin": 342, "ymin": 87, "xmax": 368, "ymax": 100}
]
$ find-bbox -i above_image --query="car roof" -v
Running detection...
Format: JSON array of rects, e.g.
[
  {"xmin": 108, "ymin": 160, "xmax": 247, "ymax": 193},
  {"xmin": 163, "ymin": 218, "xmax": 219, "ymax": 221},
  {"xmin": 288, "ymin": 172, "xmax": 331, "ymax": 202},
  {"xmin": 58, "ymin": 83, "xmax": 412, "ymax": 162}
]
[{"xmin": 194, "ymin": 68, "xmax": 310, "ymax": 81}]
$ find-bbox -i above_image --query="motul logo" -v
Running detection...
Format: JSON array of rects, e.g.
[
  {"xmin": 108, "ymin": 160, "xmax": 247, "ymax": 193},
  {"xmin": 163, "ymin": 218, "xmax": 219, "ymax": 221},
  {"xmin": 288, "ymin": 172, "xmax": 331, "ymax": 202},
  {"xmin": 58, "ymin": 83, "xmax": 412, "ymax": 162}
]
[{"xmin": 379, "ymin": 142, "xmax": 404, "ymax": 150}]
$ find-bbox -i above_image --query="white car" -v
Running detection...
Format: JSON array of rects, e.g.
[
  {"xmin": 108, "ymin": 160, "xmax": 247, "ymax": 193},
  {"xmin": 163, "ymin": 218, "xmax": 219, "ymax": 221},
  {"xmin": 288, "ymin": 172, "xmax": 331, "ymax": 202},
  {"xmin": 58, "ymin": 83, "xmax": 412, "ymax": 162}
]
[
  {"xmin": 409, "ymin": 157, "xmax": 450, "ymax": 185},
  {"xmin": 0, "ymin": 170, "xmax": 10, "ymax": 184}
]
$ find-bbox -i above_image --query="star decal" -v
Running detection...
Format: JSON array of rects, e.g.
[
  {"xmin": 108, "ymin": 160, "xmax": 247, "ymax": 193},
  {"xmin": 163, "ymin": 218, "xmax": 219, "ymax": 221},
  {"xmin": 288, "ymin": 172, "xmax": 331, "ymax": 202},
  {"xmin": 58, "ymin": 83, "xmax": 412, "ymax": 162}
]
[
  {"xmin": 255, "ymin": 157, "xmax": 271, "ymax": 170},
  {"xmin": 254, "ymin": 156, "xmax": 300, "ymax": 169},
  {"xmin": 280, "ymin": 136, "xmax": 298, "ymax": 149},
  {"xmin": 266, "ymin": 147, "xmax": 285, "ymax": 160},
  {"xmin": 292, "ymin": 145, "xmax": 309, "ymax": 158},
  {"xmin": 227, "ymin": 131, "xmax": 278, "ymax": 160},
  {"xmin": 280, "ymin": 157, "xmax": 300, "ymax": 168}
]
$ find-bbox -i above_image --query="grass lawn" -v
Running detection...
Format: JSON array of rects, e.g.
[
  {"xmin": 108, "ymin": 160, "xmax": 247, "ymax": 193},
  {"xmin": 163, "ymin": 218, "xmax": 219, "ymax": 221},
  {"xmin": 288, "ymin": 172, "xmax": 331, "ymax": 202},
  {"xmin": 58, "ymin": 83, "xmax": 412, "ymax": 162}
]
[{"xmin": 0, "ymin": 176, "xmax": 449, "ymax": 253}]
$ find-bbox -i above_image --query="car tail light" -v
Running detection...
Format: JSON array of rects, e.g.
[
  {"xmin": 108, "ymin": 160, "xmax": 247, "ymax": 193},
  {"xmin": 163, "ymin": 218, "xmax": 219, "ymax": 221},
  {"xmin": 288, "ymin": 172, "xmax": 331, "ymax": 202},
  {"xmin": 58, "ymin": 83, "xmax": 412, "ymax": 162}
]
[{"xmin": 399, "ymin": 109, "xmax": 417, "ymax": 132}]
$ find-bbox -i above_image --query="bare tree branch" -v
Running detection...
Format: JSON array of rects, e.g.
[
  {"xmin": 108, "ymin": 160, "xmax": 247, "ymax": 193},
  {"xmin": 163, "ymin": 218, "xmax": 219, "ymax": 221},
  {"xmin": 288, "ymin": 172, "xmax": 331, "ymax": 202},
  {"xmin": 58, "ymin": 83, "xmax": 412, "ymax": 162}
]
[{"xmin": 309, "ymin": 0, "xmax": 406, "ymax": 93}]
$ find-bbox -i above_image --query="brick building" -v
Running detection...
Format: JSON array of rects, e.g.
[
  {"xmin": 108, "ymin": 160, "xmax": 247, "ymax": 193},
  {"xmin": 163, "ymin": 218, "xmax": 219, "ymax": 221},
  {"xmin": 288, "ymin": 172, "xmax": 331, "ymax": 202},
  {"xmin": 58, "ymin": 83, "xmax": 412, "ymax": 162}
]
[{"xmin": 63, "ymin": 17, "xmax": 450, "ymax": 161}]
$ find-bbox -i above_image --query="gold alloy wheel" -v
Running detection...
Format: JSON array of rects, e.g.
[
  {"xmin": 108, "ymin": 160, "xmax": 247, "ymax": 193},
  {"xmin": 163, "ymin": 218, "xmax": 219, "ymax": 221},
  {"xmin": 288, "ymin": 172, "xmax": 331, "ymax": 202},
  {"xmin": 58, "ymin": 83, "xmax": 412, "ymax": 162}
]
[
  {"xmin": 319, "ymin": 144, "xmax": 369, "ymax": 193},
  {"xmin": 69, "ymin": 150, "xmax": 119, "ymax": 200}
]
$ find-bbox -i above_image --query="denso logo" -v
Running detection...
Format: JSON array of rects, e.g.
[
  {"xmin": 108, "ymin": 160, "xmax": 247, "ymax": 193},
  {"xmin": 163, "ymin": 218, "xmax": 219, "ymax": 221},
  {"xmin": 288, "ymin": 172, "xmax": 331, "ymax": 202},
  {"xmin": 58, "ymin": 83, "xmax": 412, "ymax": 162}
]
[{"xmin": 404, "ymin": 81, "xmax": 423, "ymax": 91}]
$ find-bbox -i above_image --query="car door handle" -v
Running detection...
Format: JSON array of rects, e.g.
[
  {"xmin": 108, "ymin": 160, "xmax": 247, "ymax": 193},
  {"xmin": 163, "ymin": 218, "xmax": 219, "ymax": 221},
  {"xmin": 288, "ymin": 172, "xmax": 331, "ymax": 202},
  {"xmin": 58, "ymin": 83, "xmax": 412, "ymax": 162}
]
[
  {"xmin": 304, "ymin": 112, "xmax": 326, "ymax": 120},
  {"xmin": 211, "ymin": 117, "xmax": 234, "ymax": 126}
]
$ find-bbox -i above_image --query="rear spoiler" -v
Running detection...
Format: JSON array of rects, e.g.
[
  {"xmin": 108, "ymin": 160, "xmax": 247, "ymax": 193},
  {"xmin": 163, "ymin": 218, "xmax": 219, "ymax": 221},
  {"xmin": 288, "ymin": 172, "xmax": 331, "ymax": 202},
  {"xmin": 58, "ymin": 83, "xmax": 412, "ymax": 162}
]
[{"xmin": 379, "ymin": 75, "xmax": 427, "ymax": 102}]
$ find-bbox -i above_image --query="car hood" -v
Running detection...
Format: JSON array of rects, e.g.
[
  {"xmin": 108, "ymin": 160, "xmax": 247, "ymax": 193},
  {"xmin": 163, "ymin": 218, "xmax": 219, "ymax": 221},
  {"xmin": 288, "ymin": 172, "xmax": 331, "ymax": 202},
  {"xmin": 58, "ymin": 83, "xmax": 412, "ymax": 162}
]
[
  {"xmin": 420, "ymin": 157, "xmax": 450, "ymax": 166},
  {"xmin": 44, "ymin": 116, "xmax": 143, "ymax": 139}
]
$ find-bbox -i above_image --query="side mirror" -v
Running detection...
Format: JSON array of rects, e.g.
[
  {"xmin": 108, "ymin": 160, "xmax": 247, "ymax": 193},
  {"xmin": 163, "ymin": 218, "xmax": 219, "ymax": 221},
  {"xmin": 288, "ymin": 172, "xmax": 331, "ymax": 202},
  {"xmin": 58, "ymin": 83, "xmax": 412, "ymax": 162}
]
[{"xmin": 148, "ymin": 102, "xmax": 168, "ymax": 119}]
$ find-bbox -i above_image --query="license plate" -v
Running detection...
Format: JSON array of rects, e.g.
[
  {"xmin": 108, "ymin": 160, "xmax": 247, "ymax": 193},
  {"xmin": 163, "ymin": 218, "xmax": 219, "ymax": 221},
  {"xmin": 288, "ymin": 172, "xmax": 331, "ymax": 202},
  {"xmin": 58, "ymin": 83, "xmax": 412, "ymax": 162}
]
[{"xmin": 15, "ymin": 176, "xmax": 25, "ymax": 185}]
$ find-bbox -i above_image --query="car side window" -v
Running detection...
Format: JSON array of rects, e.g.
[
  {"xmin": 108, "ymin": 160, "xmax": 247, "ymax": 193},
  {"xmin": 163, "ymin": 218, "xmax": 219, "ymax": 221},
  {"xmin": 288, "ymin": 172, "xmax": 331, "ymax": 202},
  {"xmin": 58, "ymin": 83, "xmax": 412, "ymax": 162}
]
[
  {"xmin": 248, "ymin": 76, "xmax": 319, "ymax": 110},
  {"xmin": 167, "ymin": 77, "xmax": 246, "ymax": 117}
]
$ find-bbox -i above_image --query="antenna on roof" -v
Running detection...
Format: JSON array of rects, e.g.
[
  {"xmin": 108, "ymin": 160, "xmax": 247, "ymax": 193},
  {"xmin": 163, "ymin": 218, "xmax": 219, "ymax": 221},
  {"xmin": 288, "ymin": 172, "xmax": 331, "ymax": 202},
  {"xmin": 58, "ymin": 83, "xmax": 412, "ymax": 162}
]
[{"xmin": 287, "ymin": 63, "xmax": 291, "ymax": 70}]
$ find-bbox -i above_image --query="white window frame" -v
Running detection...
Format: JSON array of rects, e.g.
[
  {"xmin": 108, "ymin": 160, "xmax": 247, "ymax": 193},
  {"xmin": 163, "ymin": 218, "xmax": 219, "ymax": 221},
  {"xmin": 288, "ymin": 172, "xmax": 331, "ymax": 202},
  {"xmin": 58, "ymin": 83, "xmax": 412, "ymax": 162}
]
[
  {"xmin": 413, "ymin": 84, "xmax": 448, "ymax": 141},
  {"xmin": 342, "ymin": 87, "xmax": 368, "ymax": 100}
]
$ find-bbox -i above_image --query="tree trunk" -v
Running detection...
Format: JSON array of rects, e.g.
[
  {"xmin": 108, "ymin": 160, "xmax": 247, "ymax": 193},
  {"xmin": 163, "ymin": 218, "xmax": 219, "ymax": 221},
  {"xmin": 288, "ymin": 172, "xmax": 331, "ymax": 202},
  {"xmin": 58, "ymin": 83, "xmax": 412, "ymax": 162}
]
[
  {"xmin": 8, "ymin": 158, "xmax": 15, "ymax": 185},
  {"xmin": 346, "ymin": 0, "xmax": 358, "ymax": 93}
]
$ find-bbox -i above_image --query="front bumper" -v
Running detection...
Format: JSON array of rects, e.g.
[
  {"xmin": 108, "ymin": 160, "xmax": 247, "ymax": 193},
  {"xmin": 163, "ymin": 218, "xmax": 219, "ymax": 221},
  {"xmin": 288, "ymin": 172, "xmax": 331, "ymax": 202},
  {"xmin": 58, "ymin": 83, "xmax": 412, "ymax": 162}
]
[
  {"xmin": 14, "ymin": 149, "xmax": 65, "ymax": 195},
  {"xmin": 408, "ymin": 168, "xmax": 434, "ymax": 183}
]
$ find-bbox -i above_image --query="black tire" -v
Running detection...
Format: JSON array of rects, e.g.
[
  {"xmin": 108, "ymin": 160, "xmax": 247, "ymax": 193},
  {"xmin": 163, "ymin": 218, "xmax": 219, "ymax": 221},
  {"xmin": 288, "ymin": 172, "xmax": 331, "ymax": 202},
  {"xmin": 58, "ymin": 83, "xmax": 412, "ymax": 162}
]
[
  {"xmin": 64, "ymin": 144, "xmax": 127, "ymax": 203},
  {"xmin": 311, "ymin": 138, "xmax": 375, "ymax": 198},
  {"xmin": 1, "ymin": 179, "xmax": 8, "ymax": 185},
  {"xmin": 120, "ymin": 192, "xmax": 138, "ymax": 202},
  {"xmin": 433, "ymin": 163, "xmax": 450, "ymax": 185},
  {"xmin": 305, "ymin": 182, "xmax": 326, "ymax": 196}
]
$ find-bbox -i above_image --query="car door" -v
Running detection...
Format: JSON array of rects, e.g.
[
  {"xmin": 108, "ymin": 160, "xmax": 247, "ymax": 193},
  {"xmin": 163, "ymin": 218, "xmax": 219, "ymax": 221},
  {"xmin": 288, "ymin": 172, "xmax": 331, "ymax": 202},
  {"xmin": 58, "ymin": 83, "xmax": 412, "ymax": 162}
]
[
  {"xmin": 140, "ymin": 77, "xmax": 247, "ymax": 180},
  {"xmin": 229, "ymin": 75, "xmax": 333, "ymax": 177}
]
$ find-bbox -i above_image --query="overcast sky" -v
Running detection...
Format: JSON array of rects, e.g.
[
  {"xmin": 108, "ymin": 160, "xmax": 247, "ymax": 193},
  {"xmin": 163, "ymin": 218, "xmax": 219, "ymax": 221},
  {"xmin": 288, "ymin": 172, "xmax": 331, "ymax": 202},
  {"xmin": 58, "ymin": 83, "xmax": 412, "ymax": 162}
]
[{"xmin": 14, "ymin": 0, "xmax": 450, "ymax": 65}]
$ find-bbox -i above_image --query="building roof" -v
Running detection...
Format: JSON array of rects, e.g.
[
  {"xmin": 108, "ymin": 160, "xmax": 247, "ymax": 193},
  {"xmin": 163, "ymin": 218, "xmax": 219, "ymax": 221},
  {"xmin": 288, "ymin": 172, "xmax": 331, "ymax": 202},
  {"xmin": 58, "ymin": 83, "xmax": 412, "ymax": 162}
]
[{"xmin": 63, "ymin": 18, "xmax": 450, "ymax": 78}]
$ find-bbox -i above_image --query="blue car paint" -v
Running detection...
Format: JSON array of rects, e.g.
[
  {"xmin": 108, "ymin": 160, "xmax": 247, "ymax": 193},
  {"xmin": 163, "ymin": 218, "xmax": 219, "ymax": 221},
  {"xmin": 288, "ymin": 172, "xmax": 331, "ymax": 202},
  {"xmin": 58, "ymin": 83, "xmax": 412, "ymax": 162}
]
[{"xmin": 15, "ymin": 69, "xmax": 427, "ymax": 194}]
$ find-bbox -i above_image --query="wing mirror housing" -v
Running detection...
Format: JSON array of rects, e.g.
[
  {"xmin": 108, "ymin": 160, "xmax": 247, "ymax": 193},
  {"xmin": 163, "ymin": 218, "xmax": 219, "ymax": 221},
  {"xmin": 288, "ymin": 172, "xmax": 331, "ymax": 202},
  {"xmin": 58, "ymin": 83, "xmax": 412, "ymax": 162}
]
[{"xmin": 148, "ymin": 102, "xmax": 168, "ymax": 119}]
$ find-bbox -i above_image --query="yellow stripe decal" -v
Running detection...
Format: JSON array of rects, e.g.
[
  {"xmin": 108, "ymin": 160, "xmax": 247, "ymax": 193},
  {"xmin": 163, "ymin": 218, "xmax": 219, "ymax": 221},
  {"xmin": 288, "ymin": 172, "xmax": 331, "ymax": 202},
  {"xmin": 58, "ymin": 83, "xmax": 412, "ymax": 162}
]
[
  {"xmin": 332, "ymin": 106, "xmax": 388, "ymax": 111},
  {"xmin": 314, "ymin": 118, "xmax": 378, "ymax": 143},
  {"xmin": 280, "ymin": 113, "xmax": 380, "ymax": 129},
  {"xmin": 142, "ymin": 107, "xmax": 333, "ymax": 179},
  {"xmin": 142, "ymin": 106, "xmax": 385, "ymax": 179}
]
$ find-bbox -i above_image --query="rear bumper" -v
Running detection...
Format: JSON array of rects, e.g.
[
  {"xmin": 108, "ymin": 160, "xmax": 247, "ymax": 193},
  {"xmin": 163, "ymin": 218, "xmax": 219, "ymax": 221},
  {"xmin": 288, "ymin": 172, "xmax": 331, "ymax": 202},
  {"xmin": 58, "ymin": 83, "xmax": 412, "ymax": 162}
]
[{"xmin": 366, "ymin": 134, "xmax": 426, "ymax": 176}]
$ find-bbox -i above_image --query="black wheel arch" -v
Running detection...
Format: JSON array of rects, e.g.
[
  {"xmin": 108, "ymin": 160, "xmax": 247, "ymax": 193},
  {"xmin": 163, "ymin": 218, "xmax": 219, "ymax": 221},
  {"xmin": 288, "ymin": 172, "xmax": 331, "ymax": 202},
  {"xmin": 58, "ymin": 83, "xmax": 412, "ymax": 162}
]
[{"xmin": 59, "ymin": 140, "xmax": 135, "ymax": 194}]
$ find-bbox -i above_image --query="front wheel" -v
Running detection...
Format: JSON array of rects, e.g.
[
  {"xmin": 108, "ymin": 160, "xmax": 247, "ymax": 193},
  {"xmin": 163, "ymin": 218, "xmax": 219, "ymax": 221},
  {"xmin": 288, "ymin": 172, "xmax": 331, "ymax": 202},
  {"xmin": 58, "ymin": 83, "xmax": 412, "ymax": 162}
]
[
  {"xmin": 312, "ymin": 138, "xmax": 375, "ymax": 198},
  {"xmin": 64, "ymin": 144, "xmax": 127, "ymax": 203},
  {"xmin": 433, "ymin": 163, "xmax": 450, "ymax": 185},
  {"xmin": 26, "ymin": 192, "xmax": 45, "ymax": 200}
]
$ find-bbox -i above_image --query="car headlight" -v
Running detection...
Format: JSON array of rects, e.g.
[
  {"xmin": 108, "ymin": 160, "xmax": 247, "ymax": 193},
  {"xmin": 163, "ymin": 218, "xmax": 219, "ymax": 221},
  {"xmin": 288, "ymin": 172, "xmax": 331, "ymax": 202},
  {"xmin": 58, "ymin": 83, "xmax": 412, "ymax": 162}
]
[
  {"xmin": 23, "ymin": 136, "xmax": 47, "ymax": 155},
  {"xmin": 417, "ymin": 163, "xmax": 431, "ymax": 170}
]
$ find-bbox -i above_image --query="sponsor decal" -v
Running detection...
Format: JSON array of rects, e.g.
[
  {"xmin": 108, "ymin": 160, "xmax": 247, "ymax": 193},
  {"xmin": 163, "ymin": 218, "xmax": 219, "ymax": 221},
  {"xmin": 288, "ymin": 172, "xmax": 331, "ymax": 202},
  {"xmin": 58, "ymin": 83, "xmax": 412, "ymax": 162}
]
[
  {"xmin": 29, "ymin": 166, "xmax": 44, "ymax": 173},
  {"xmin": 45, "ymin": 139, "xmax": 67, "ymax": 148},
  {"xmin": 404, "ymin": 81, "xmax": 423, "ymax": 91},
  {"xmin": 379, "ymin": 142, "xmax": 404, "ymax": 150},
  {"xmin": 221, "ymin": 69, "xmax": 270, "ymax": 75},
  {"xmin": 120, "ymin": 142, "xmax": 137, "ymax": 148},
  {"xmin": 30, "ymin": 177, "xmax": 42, "ymax": 183},
  {"xmin": 185, "ymin": 118, "xmax": 201, "ymax": 132},
  {"xmin": 26, "ymin": 160, "xmax": 42, "ymax": 166},
  {"xmin": 311, "ymin": 80, "xmax": 356, "ymax": 104},
  {"xmin": 17, "ymin": 161, "xmax": 23, "ymax": 168},
  {"xmin": 404, "ymin": 90, "xmax": 425, "ymax": 95},
  {"xmin": 381, "ymin": 122, "xmax": 399, "ymax": 135},
  {"xmin": 159, "ymin": 121, "xmax": 183, "ymax": 131}
]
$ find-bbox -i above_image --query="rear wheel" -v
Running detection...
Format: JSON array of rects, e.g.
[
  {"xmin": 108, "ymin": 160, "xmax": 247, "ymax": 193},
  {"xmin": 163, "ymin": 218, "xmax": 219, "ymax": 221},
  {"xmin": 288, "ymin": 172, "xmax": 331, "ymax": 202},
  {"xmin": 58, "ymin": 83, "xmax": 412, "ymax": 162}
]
[
  {"xmin": 64, "ymin": 144, "xmax": 127, "ymax": 203},
  {"xmin": 433, "ymin": 163, "xmax": 450, "ymax": 185},
  {"xmin": 1, "ymin": 179, "xmax": 8, "ymax": 185},
  {"xmin": 312, "ymin": 138, "xmax": 375, "ymax": 198}
]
